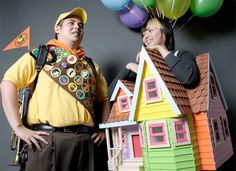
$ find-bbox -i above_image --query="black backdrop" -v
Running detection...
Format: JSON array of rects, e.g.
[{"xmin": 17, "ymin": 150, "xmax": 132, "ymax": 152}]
[{"xmin": 0, "ymin": 0, "xmax": 235, "ymax": 170}]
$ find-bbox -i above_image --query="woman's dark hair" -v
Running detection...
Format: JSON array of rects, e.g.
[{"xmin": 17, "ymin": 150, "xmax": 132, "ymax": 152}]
[{"xmin": 142, "ymin": 17, "xmax": 175, "ymax": 51}]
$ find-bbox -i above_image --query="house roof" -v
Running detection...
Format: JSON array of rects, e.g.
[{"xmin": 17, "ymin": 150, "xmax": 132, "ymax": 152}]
[
  {"xmin": 147, "ymin": 49, "xmax": 192, "ymax": 114},
  {"xmin": 187, "ymin": 53, "xmax": 209, "ymax": 113},
  {"xmin": 99, "ymin": 80, "xmax": 137, "ymax": 128},
  {"xmin": 107, "ymin": 80, "xmax": 135, "ymax": 123},
  {"xmin": 110, "ymin": 80, "xmax": 134, "ymax": 101},
  {"xmin": 120, "ymin": 80, "xmax": 135, "ymax": 93},
  {"xmin": 186, "ymin": 53, "xmax": 228, "ymax": 113}
]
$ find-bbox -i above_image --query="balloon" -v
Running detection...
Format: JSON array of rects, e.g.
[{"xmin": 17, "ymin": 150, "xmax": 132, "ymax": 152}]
[
  {"xmin": 119, "ymin": 3, "xmax": 149, "ymax": 28},
  {"xmin": 132, "ymin": 0, "xmax": 156, "ymax": 9},
  {"xmin": 190, "ymin": 0, "xmax": 224, "ymax": 17},
  {"xmin": 100, "ymin": 0, "xmax": 130, "ymax": 11},
  {"xmin": 156, "ymin": 0, "xmax": 190, "ymax": 19}
]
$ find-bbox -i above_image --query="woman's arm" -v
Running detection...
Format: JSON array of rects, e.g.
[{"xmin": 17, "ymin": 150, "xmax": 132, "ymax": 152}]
[{"xmin": 164, "ymin": 50, "xmax": 200, "ymax": 88}]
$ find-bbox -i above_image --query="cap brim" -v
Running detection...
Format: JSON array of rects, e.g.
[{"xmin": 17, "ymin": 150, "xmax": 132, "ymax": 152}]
[{"xmin": 54, "ymin": 7, "xmax": 87, "ymax": 30}]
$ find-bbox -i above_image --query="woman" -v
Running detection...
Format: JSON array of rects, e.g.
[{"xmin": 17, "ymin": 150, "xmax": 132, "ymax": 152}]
[{"xmin": 108, "ymin": 17, "xmax": 200, "ymax": 98}]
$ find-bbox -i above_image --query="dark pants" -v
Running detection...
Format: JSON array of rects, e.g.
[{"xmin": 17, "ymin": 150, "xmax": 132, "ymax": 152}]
[{"xmin": 25, "ymin": 132, "xmax": 94, "ymax": 171}]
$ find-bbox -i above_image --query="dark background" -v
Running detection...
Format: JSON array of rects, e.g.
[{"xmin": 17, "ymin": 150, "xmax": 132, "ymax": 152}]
[{"xmin": 0, "ymin": 0, "xmax": 235, "ymax": 170}]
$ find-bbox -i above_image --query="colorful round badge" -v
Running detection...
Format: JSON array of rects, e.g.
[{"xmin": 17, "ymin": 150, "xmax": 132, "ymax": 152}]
[
  {"xmin": 51, "ymin": 68, "xmax": 61, "ymax": 78},
  {"xmin": 84, "ymin": 98, "xmax": 90, "ymax": 107},
  {"xmin": 59, "ymin": 75, "xmax": 69, "ymax": 85},
  {"xmin": 68, "ymin": 83, "xmax": 77, "ymax": 92},
  {"xmin": 81, "ymin": 69, "xmax": 90, "ymax": 79},
  {"xmin": 56, "ymin": 56, "xmax": 62, "ymax": 63},
  {"xmin": 67, "ymin": 55, "xmax": 77, "ymax": 64},
  {"xmin": 61, "ymin": 62, "xmax": 68, "ymax": 69},
  {"xmin": 81, "ymin": 83, "xmax": 89, "ymax": 93},
  {"xmin": 87, "ymin": 77, "xmax": 94, "ymax": 85},
  {"xmin": 76, "ymin": 90, "xmax": 85, "ymax": 99},
  {"xmin": 55, "ymin": 48, "xmax": 63, "ymax": 54},
  {"xmin": 74, "ymin": 62, "xmax": 83, "ymax": 72},
  {"xmin": 32, "ymin": 49, "xmax": 39, "ymax": 57},
  {"xmin": 74, "ymin": 75, "xmax": 83, "ymax": 85},
  {"xmin": 61, "ymin": 51, "xmax": 70, "ymax": 57},
  {"xmin": 44, "ymin": 64, "xmax": 53, "ymax": 71},
  {"xmin": 50, "ymin": 46, "xmax": 56, "ymax": 50},
  {"xmin": 66, "ymin": 68, "xmax": 76, "ymax": 78}
]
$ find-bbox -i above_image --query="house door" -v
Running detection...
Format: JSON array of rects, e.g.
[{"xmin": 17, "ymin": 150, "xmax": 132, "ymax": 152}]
[{"xmin": 132, "ymin": 134, "xmax": 142, "ymax": 158}]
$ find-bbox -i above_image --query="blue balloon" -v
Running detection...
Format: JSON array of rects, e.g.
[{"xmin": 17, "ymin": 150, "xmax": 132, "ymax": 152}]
[{"xmin": 101, "ymin": 0, "xmax": 130, "ymax": 11}]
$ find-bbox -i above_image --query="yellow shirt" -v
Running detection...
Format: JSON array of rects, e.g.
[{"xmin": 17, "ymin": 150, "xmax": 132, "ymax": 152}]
[{"xmin": 3, "ymin": 41, "xmax": 108, "ymax": 127}]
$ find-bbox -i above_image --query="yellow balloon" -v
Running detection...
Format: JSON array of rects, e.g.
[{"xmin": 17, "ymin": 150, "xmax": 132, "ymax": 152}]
[{"xmin": 156, "ymin": 0, "xmax": 190, "ymax": 19}]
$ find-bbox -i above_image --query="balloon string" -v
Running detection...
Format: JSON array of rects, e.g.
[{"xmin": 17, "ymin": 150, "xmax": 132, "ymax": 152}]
[
  {"xmin": 150, "ymin": 9, "xmax": 156, "ymax": 18},
  {"xmin": 172, "ymin": 18, "xmax": 178, "ymax": 28},
  {"xmin": 155, "ymin": 5, "xmax": 160, "ymax": 18},
  {"xmin": 175, "ymin": 0, "xmax": 188, "ymax": 22},
  {"xmin": 140, "ymin": 0, "xmax": 150, "ymax": 15},
  {"xmin": 177, "ymin": 15, "xmax": 194, "ymax": 32}
]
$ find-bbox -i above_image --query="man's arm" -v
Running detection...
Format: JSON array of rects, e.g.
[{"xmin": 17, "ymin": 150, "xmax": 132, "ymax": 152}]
[
  {"xmin": 100, "ymin": 99, "xmax": 111, "ymax": 123},
  {"xmin": 1, "ymin": 81, "xmax": 24, "ymax": 131},
  {"xmin": 91, "ymin": 99, "xmax": 110, "ymax": 146},
  {"xmin": 1, "ymin": 80, "xmax": 49, "ymax": 150}
]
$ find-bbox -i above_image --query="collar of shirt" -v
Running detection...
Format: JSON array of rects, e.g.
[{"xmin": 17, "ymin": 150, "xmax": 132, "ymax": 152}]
[{"xmin": 47, "ymin": 39, "xmax": 85, "ymax": 59}]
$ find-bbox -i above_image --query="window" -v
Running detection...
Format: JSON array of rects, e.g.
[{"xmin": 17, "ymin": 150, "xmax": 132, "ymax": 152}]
[
  {"xmin": 144, "ymin": 78, "xmax": 162, "ymax": 103},
  {"xmin": 223, "ymin": 118, "xmax": 230, "ymax": 137},
  {"xmin": 210, "ymin": 72, "xmax": 218, "ymax": 98},
  {"xmin": 220, "ymin": 116, "xmax": 230, "ymax": 140},
  {"xmin": 118, "ymin": 95, "xmax": 130, "ymax": 113},
  {"xmin": 172, "ymin": 119, "xmax": 190, "ymax": 145},
  {"xmin": 211, "ymin": 118, "xmax": 221, "ymax": 145},
  {"xmin": 208, "ymin": 119, "xmax": 215, "ymax": 147},
  {"xmin": 114, "ymin": 128, "xmax": 127, "ymax": 146},
  {"xmin": 147, "ymin": 121, "xmax": 169, "ymax": 148}
]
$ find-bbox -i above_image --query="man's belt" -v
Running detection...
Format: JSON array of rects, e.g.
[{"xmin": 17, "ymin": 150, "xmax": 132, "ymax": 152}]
[{"xmin": 31, "ymin": 124, "xmax": 93, "ymax": 134}]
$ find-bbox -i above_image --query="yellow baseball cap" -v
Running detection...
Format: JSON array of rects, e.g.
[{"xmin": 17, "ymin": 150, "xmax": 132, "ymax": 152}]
[{"xmin": 54, "ymin": 7, "xmax": 87, "ymax": 29}]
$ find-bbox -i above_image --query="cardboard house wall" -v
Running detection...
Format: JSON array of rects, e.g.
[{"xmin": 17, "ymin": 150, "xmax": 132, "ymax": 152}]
[
  {"xmin": 187, "ymin": 54, "xmax": 233, "ymax": 170},
  {"xmin": 129, "ymin": 47, "xmax": 201, "ymax": 171}
]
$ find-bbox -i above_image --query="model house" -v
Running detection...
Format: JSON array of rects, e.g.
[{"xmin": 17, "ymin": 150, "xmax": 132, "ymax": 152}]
[
  {"xmin": 100, "ymin": 80, "xmax": 143, "ymax": 171},
  {"xmin": 187, "ymin": 53, "xmax": 233, "ymax": 170},
  {"xmin": 100, "ymin": 47, "xmax": 233, "ymax": 171}
]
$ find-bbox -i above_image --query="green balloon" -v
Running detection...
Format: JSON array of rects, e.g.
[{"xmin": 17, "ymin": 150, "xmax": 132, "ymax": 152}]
[
  {"xmin": 190, "ymin": 0, "xmax": 224, "ymax": 17},
  {"xmin": 132, "ymin": 0, "xmax": 156, "ymax": 9},
  {"xmin": 157, "ymin": 0, "xmax": 190, "ymax": 19}
]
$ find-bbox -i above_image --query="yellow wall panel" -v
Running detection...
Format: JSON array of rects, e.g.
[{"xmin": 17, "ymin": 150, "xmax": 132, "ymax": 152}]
[{"xmin": 135, "ymin": 62, "xmax": 178, "ymax": 121}]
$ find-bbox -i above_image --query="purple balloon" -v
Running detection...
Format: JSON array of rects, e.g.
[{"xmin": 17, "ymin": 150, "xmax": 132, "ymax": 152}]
[{"xmin": 119, "ymin": 3, "xmax": 149, "ymax": 28}]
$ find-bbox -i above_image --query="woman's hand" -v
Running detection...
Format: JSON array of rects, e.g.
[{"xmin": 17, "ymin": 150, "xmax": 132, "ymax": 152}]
[{"xmin": 126, "ymin": 63, "xmax": 138, "ymax": 73}]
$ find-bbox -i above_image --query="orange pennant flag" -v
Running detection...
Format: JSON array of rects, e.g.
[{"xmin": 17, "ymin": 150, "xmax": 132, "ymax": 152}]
[{"xmin": 3, "ymin": 27, "xmax": 30, "ymax": 51}]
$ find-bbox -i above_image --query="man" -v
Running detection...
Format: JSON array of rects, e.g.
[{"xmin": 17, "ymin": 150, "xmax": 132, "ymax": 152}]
[{"xmin": 1, "ymin": 7, "xmax": 110, "ymax": 171}]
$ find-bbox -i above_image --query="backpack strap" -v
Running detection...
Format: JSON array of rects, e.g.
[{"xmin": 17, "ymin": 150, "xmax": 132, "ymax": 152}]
[
  {"xmin": 84, "ymin": 56, "xmax": 97, "ymax": 79},
  {"xmin": 29, "ymin": 45, "xmax": 57, "ymax": 90}
]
